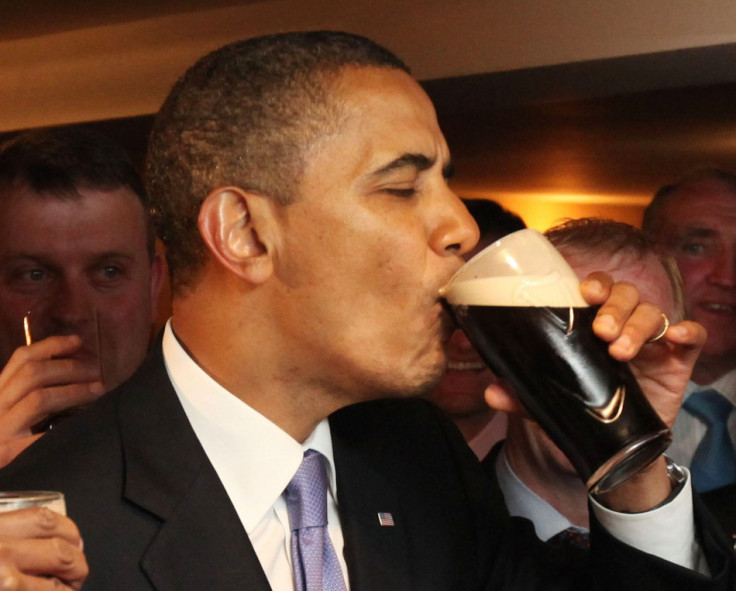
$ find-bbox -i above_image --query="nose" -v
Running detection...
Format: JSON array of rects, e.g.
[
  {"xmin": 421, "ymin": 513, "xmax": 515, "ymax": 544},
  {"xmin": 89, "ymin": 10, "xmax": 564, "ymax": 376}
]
[
  {"xmin": 45, "ymin": 280, "xmax": 95, "ymax": 333},
  {"xmin": 430, "ymin": 189, "xmax": 480, "ymax": 258}
]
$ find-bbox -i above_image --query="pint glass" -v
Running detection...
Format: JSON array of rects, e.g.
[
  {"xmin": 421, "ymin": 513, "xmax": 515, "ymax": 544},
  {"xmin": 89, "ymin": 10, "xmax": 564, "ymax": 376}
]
[{"xmin": 441, "ymin": 228, "xmax": 672, "ymax": 493}]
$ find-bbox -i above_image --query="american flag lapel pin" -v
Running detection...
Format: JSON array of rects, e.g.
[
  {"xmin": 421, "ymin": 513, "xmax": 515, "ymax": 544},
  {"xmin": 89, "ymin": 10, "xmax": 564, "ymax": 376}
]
[{"xmin": 377, "ymin": 512, "xmax": 395, "ymax": 527}]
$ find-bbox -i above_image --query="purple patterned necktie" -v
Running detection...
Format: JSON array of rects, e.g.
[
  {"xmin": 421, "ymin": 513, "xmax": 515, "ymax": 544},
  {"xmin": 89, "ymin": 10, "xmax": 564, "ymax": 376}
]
[{"xmin": 284, "ymin": 450, "xmax": 347, "ymax": 591}]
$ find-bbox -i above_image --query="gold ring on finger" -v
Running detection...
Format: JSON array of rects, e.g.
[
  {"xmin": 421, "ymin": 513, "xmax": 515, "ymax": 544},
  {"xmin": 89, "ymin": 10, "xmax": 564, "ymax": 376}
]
[{"xmin": 647, "ymin": 313, "xmax": 670, "ymax": 343}]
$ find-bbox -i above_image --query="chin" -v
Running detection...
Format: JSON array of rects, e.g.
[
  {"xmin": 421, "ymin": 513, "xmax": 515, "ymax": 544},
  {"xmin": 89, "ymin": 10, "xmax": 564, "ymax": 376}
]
[{"xmin": 391, "ymin": 365, "xmax": 447, "ymax": 400}]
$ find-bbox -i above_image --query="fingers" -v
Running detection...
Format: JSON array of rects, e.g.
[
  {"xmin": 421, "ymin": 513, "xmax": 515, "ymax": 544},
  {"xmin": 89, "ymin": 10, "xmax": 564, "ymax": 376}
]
[
  {"xmin": 484, "ymin": 381, "xmax": 527, "ymax": 415},
  {"xmin": 0, "ymin": 509, "xmax": 80, "ymax": 546},
  {"xmin": 1, "ymin": 383, "xmax": 103, "ymax": 438},
  {"xmin": 646, "ymin": 313, "xmax": 670, "ymax": 344},
  {"xmin": 0, "ymin": 337, "xmax": 100, "ymax": 410},
  {"xmin": 0, "ymin": 540, "xmax": 88, "ymax": 589},
  {"xmin": 0, "ymin": 509, "xmax": 87, "ymax": 590},
  {"xmin": 0, "ymin": 571, "xmax": 77, "ymax": 591},
  {"xmin": 596, "ymin": 298, "xmax": 664, "ymax": 361},
  {"xmin": 0, "ymin": 337, "xmax": 104, "ymax": 442},
  {"xmin": 661, "ymin": 319, "xmax": 707, "ymax": 350},
  {"xmin": 2, "ymin": 363, "xmax": 103, "ymax": 411},
  {"xmin": 580, "ymin": 274, "xmax": 683, "ymax": 361},
  {"xmin": 638, "ymin": 319, "xmax": 707, "ymax": 376}
]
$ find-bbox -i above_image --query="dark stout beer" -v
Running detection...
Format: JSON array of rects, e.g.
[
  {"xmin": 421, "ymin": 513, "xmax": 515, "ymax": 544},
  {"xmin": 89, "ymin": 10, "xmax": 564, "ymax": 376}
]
[
  {"xmin": 452, "ymin": 303, "xmax": 671, "ymax": 492},
  {"xmin": 443, "ymin": 229, "xmax": 672, "ymax": 492}
]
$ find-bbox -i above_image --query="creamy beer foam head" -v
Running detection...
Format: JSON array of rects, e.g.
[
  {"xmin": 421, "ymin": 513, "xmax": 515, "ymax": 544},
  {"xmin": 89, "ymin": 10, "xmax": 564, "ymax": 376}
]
[
  {"xmin": 441, "ymin": 229, "xmax": 588, "ymax": 307},
  {"xmin": 442, "ymin": 274, "xmax": 588, "ymax": 307}
]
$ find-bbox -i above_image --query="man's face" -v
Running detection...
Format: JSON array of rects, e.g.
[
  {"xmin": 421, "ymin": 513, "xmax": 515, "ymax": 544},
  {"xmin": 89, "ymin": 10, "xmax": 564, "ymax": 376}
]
[
  {"xmin": 268, "ymin": 66, "xmax": 478, "ymax": 402},
  {"xmin": 0, "ymin": 185, "xmax": 162, "ymax": 390},
  {"xmin": 425, "ymin": 328, "xmax": 496, "ymax": 418},
  {"xmin": 652, "ymin": 184, "xmax": 736, "ymax": 370}
]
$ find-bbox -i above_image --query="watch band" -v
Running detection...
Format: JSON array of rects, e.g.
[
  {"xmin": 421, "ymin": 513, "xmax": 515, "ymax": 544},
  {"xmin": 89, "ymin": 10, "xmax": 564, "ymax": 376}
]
[{"xmin": 649, "ymin": 456, "xmax": 687, "ymax": 511}]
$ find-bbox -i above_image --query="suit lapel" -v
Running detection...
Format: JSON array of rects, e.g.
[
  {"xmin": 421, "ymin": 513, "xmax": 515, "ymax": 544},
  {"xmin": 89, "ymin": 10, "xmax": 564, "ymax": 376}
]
[
  {"xmin": 140, "ymin": 462, "xmax": 270, "ymax": 591},
  {"xmin": 332, "ymin": 421, "xmax": 412, "ymax": 591},
  {"xmin": 117, "ymin": 345, "xmax": 271, "ymax": 591}
]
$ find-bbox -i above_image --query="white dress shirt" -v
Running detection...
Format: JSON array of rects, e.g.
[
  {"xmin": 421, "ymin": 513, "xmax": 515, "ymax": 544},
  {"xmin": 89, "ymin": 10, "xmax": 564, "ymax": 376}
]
[
  {"xmin": 669, "ymin": 369, "xmax": 736, "ymax": 468},
  {"xmin": 162, "ymin": 321, "xmax": 706, "ymax": 584},
  {"xmin": 162, "ymin": 323, "xmax": 349, "ymax": 591},
  {"xmin": 494, "ymin": 445, "xmax": 706, "ymax": 572},
  {"xmin": 495, "ymin": 445, "xmax": 583, "ymax": 542}
]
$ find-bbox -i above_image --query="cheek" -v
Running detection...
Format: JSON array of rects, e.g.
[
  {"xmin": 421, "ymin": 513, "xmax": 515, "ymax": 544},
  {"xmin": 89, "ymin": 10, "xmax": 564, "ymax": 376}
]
[
  {"xmin": 96, "ymin": 298, "xmax": 153, "ymax": 380},
  {"xmin": 0, "ymin": 306, "xmax": 28, "ymax": 352},
  {"xmin": 673, "ymin": 258, "xmax": 709, "ymax": 286},
  {"xmin": 0, "ymin": 298, "xmax": 44, "ymax": 364},
  {"xmin": 0, "ymin": 292, "xmax": 41, "ymax": 339},
  {"xmin": 343, "ymin": 242, "xmax": 420, "ymax": 307},
  {"xmin": 95, "ymin": 288, "xmax": 154, "ymax": 333},
  {"xmin": 374, "ymin": 235, "xmax": 429, "ymax": 290}
]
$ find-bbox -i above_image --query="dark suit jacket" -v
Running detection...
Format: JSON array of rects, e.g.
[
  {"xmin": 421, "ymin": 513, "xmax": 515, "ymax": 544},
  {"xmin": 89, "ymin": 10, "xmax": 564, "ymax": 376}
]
[
  {"xmin": 702, "ymin": 484, "xmax": 736, "ymax": 547},
  {"xmin": 480, "ymin": 440, "xmax": 503, "ymax": 483},
  {"xmin": 0, "ymin": 344, "xmax": 733, "ymax": 590}
]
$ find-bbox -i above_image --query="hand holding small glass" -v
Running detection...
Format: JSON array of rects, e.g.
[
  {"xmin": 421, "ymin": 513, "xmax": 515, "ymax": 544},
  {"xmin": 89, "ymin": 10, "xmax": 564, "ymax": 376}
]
[
  {"xmin": 0, "ymin": 305, "xmax": 105, "ymax": 466},
  {"xmin": 0, "ymin": 492, "xmax": 88, "ymax": 590}
]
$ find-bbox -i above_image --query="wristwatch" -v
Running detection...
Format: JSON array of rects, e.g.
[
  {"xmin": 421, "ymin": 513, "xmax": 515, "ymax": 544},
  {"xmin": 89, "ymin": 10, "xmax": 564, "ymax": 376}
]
[{"xmin": 650, "ymin": 456, "xmax": 687, "ymax": 510}]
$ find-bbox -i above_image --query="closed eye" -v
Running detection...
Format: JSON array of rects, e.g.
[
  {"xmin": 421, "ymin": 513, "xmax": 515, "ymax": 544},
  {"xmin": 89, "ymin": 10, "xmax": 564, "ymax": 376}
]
[{"xmin": 385, "ymin": 188, "xmax": 417, "ymax": 198}]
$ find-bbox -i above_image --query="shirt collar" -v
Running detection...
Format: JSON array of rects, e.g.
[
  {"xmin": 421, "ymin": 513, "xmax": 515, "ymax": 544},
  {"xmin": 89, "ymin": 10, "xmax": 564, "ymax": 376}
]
[
  {"xmin": 495, "ymin": 445, "xmax": 578, "ymax": 541},
  {"xmin": 161, "ymin": 321, "xmax": 337, "ymax": 533},
  {"xmin": 687, "ymin": 368, "xmax": 736, "ymax": 405},
  {"xmin": 468, "ymin": 412, "xmax": 507, "ymax": 460}
]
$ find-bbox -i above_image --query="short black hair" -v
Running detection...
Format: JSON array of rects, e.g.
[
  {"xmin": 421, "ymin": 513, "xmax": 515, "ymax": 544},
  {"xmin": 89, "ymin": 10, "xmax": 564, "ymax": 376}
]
[
  {"xmin": 0, "ymin": 126, "xmax": 154, "ymax": 257},
  {"xmin": 462, "ymin": 199, "xmax": 526, "ymax": 243},
  {"xmin": 146, "ymin": 30, "xmax": 410, "ymax": 294}
]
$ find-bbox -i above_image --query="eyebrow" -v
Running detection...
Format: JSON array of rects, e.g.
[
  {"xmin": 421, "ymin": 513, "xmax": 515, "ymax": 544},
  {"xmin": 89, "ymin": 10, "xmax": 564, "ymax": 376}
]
[
  {"xmin": 1, "ymin": 251, "xmax": 137, "ymax": 268},
  {"xmin": 675, "ymin": 227, "xmax": 719, "ymax": 239},
  {"xmin": 370, "ymin": 153, "xmax": 455, "ymax": 180}
]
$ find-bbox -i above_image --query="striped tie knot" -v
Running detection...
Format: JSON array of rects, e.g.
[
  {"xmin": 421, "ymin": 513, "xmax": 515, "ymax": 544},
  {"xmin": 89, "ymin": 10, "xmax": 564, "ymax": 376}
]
[{"xmin": 284, "ymin": 450, "xmax": 328, "ymax": 530}]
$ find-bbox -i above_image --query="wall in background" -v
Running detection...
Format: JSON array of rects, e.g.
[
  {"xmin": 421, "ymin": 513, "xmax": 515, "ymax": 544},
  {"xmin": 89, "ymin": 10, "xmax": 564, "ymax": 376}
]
[
  {"xmin": 4, "ymin": 1, "xmax": 736, "ymax": 231},
  {"xmin": 4, "ymin": 0, "xmax": 736, "ymax": 132}
]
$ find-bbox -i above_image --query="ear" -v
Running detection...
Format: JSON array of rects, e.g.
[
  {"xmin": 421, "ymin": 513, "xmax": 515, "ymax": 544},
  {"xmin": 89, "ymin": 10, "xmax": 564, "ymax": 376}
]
[{"xmin": 198, "ymin": 187, "xmax": 274, "ymax": 284}]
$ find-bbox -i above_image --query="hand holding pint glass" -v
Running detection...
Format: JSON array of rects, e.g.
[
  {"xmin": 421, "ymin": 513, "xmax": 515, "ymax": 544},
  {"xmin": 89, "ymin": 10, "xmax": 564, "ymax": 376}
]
[{"xmin": 440, "ymin": 229, "xmax": 672, "ymax": 493}]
